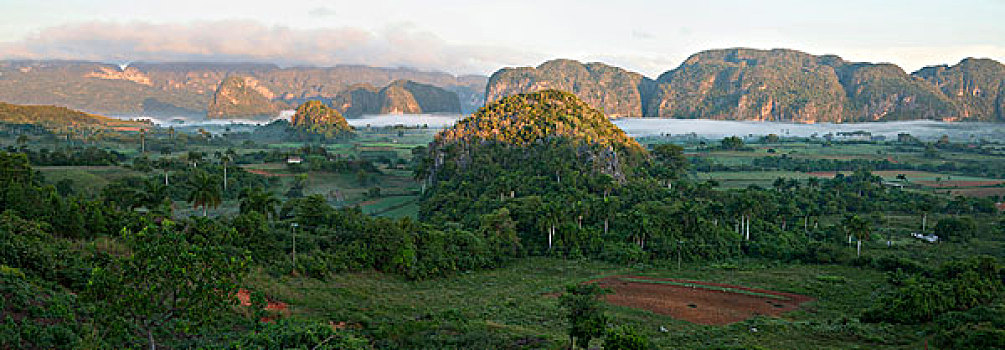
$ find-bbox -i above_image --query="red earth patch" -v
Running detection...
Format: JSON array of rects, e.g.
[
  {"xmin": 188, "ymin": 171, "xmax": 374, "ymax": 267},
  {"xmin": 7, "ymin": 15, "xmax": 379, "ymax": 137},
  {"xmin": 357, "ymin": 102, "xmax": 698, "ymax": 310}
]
[{"xmin": 590, "ymin": 276, "xmax": 814, "ymax": 325}]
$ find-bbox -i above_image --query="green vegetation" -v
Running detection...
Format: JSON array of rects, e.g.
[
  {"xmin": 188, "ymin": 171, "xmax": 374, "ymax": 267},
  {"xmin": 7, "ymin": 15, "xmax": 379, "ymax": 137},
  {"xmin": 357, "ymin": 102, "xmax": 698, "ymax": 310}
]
[
  {"xmin": 0, "ymin": 91, "xmax": 1002, "ymax": 349},
  {"xmin": 289, "ymin": 100, "xmax": 354, "ymax": 140}
]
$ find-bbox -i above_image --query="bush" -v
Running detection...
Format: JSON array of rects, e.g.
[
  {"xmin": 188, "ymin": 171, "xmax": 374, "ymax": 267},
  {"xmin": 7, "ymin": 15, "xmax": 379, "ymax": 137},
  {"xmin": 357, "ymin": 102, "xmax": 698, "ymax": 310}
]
[
  {"xmin": 604, "ymin": 325, "xmax": 652, "ymax": 350},
  {"xmin": 863, "ymin": 256, "xmax": 1003, "ymax": 324},
  {"xmin": 932, "ymin": 305, "xmax": 1005, "ymax": 349},
  {"xmin": 228, "ymin": 319, "xmax": 371, "ymax": 349},
  {"xmin": 934, "ymin": 217, "xmax": 978, "ymax": 242}
]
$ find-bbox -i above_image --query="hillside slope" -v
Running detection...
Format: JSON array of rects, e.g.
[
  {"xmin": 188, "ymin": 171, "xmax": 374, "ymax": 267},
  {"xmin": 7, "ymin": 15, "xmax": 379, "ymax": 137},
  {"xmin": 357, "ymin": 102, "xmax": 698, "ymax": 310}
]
[{"xmin": 486, "ymin": 59, "xmax": 654, "ymax": 118}]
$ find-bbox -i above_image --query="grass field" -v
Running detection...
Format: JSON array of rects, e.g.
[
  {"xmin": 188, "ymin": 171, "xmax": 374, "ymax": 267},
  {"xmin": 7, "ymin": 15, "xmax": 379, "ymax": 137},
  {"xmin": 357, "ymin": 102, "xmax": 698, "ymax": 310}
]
[
  {"xmin": 37, "ymin": 165, "xmax": 142, "ymax": 196},
  {"xmin": 247, "ymin": 257, "xmax": 927, "ymax": 349}
]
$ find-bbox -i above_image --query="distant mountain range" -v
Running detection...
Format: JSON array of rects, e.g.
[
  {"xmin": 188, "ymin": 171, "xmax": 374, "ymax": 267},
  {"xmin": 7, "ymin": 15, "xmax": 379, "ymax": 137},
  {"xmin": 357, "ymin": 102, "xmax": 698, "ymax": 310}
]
[
  {"xmin": 0, "ymin": 61, "xmax": 484, "ymax": 119},
  {"xmin": 487, "ymin": 48, "xmax": 1005, "ymax": 122},
  {"xmin": 1, "ymin": 48, "xmax": 1002, "ymax": 123}
]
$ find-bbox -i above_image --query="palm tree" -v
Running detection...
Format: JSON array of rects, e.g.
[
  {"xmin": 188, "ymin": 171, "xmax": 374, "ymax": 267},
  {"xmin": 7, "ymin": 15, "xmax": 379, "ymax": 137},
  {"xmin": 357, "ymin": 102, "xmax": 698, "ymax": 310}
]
[
  {"xmin": 844, "ymin": 215, "xmax": 871, "ymax": 257},
  {"xmin": 139, "ymin": 128, "xmax": 146, "ymax": 153},
  {"xmin": 216, "ymin": 151, "xmax": 233, "ymax": 191},
  {"xmin": 155, "ymin": 158, "xmax": 173, "ymax": 186},
  {"xmin": 186, "ymin": 151, "xmax": 204, "ymax": 168},
  {"xmin": 187, "ymin": 171, "xmax": 221, "ymax": 216},
  {"xmin": 139, "ymin": 180, "xmax": 171, "ymax": 215},
  {"xmin": 239, "ymin": 187, "xmax": 280, "ymax": 219}
]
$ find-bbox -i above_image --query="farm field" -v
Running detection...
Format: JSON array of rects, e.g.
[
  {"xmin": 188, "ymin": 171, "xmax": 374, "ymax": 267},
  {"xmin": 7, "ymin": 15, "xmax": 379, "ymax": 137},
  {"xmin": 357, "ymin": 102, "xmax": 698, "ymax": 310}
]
[{"xmin": 247, "ymin": 257, "xmax": 927, "ymax": 349}]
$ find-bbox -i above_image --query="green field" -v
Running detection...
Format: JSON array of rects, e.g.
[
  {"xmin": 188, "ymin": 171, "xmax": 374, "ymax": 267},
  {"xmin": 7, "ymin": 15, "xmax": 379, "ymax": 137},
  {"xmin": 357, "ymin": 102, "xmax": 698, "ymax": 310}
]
[{"xmin": 247, "ymin": 257, "xmax": 928, "ymax": 349}]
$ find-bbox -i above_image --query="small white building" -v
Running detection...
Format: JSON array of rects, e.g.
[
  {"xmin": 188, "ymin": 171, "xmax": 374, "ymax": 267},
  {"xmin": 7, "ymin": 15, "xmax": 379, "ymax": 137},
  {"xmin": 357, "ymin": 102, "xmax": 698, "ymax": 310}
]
[{"xmin": 911, "ymin": 232, "xmax": 939, "ymax": 243}]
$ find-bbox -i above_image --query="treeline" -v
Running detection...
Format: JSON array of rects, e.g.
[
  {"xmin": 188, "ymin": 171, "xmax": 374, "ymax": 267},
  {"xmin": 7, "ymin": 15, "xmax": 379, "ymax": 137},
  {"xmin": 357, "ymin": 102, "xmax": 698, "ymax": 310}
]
[
  {"xmin": 692, "ymin": 153, "xmax": 1005, "ymax": 179},
  {"xmin": 12, "ymin": 146, "xmax": 125, "ymax": 166}
]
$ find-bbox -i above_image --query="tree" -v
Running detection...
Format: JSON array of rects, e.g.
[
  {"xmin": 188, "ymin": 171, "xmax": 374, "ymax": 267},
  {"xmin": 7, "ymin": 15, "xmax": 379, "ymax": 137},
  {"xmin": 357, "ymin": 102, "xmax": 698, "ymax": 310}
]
[
  {"xmin": 85, "ymin": 221, "xmax": 250, "ymax": 350},
  {"xmin": 186, "ymin": 151, "xmax": 204, "ymax": 168},
  {"xmin": 604, "ymin": 325, "xmax": 652, "ymax": 350},
  {"xmin": 239, "ymin": 187, "xmax": 280, "ymax": 220},
  {"xmin": 217, "ymin": 151, "xmax": 232, "ymax": 191},
  {"xmin": 155, "ymin": 158, "xmax": 174, "ymax": 186},
  {"xmin": 188, "ymin": 171, "xmax": 222, "ymax": 216},
  {"xmin": 721, "ymin": 136, "xmax": 745, "ymax": 150},
  {"xmin": 559, "ymin": 283, "xmax": 608, "ymax": 349},
  {"xmin": 139, "ymin": 180, "xmax": 170, "ymax": 215},
  {"xmin": 650, "ymin": 143, "xmax": 689, "ymax": 184},
  {"xmin": 844, "ymin": 215, "xmax": 871, "ymax": 257}
]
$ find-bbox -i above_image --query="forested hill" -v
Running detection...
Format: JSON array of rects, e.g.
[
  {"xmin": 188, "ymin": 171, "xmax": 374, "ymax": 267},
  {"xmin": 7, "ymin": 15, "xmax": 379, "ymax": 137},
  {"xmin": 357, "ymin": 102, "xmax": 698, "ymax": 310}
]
[
  {"xmin": 486, "ymin": 49, "xmax": 1005, "ymax": 122},
  {"xmin": 0, "ymin": 102, "xmax": 147, "ymax": 131},
  {"xmin": 289, "ymin": 100, "xmax": 353, "ymax": 139},
  {"xmin": 423, "ymin": 90, "xmax": 647, "ymax": 192},
  {"xmin": 432, "ymin": 90, "xmax": 644, "ymax": 154}
]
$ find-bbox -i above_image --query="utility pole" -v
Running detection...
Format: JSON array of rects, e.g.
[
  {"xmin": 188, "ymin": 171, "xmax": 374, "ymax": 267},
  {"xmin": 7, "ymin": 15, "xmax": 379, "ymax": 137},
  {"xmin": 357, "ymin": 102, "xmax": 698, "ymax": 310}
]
[
  {"xmin": 291, "ymin": 222, "xmax": 299, "ymax": 273},
  {"xmin": 678, "ymin": 240, "xmax": 684, "ymax": 270}
]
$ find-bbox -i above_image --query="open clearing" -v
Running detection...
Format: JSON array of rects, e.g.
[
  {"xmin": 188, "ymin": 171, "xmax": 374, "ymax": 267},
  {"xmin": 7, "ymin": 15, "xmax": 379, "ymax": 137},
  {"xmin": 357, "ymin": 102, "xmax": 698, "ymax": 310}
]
[{"xmin": 592, "ymin": 275, "xmax": 814, "ymax": 325}]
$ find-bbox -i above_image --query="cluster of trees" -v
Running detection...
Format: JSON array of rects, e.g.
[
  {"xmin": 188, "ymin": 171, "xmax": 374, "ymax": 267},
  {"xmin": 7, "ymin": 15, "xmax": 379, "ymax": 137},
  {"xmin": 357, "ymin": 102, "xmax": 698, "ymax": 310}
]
[
  {"xmin": 863, "ymin": 256, "xmax": 1002, "ymax": 325},
  {"xmin": 0, "ymin": 151, "xmax": 373, "ymax": 348},
  {"xmin": 743, "ymin": 153, "xmax": 1005, "ymax": 179},
  {"xmin": 16, "ymin": 146, "xmax": 124, "ymax": 166}
]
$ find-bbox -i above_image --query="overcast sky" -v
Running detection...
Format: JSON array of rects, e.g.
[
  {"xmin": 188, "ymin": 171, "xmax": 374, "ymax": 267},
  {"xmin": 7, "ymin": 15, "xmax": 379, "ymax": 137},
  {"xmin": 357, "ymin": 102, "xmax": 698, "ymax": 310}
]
[{"xmin": 1, "ymin": 0, "xmax": 1002, "ymax": 76}]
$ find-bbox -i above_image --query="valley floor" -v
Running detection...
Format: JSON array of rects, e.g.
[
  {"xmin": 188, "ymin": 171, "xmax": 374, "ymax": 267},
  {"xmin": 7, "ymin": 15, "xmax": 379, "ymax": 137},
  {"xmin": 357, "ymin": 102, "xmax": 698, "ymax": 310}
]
[{"xmin": 248, "ymin": 257, "xmax": 928, "ymax": 349}]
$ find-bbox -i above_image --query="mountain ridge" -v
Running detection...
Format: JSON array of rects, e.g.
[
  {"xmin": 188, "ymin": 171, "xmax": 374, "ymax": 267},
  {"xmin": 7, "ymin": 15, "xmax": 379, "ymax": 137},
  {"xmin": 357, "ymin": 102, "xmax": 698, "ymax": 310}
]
[{"xmin": 486, "ymin": 49, "xmax": 1005, "ymax": 122}]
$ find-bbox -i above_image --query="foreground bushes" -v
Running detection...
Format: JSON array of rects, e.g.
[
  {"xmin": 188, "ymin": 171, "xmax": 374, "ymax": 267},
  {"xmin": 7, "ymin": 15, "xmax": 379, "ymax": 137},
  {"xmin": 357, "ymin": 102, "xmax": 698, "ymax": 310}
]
[{"xmin": 862, "ymin": 256, "xmax": 1003, "ymax": 324}]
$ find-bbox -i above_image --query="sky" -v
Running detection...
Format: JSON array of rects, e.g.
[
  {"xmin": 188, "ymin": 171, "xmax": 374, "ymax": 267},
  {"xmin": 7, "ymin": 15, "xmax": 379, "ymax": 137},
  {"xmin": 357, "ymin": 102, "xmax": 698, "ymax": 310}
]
[{"xmin": 0, "ymin": 0, "xmax": 1002, "ymax": 77}]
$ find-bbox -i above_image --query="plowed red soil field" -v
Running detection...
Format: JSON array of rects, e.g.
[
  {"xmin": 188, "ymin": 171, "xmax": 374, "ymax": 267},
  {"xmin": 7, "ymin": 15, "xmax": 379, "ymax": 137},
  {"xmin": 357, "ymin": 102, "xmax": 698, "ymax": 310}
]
[{"xmin": 592, "ymin": 276, "xmax": 814, "ymax": 325}]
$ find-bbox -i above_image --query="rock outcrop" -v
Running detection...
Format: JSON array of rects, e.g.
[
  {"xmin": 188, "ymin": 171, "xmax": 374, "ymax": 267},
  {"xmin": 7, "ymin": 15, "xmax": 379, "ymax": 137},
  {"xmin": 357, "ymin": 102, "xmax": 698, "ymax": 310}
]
[
  {"xmin": 485, "ymin": 50, "xmax": 1005, "ymax": 122},
  {"xmin": 332, "ymin": 80, "xmax": 461, "ymax": 117},
  {"xmin": 485, "ymin": 59, "xmax": 654, "ymax": 118},
  {"xmin": 207, "ymin": 76, "xmax": 280, "ymax": 119}
]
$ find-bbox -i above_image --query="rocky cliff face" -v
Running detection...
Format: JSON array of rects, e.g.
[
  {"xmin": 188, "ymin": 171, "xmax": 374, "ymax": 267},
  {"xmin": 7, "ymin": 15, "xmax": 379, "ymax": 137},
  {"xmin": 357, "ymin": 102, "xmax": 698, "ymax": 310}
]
[
  {"xmin": 485, "ymin": 59, "xmax": 654, "ymax": 118},
  {"xmin": 0, "ymin": 61, "xmax": 482, "ymax": 117},
  {"xmin": 207, "ymin": 76, "xmax": 280, "ymax": 119},
  {"xmin": 332, "ymin": 84, "xmax": 381, "ymax": 118},
  {"xmin": 485, "ymin": 50, "xmax": 1004, "ymax": 122},
  {"xmin": 913, "ymin": 58, "xmax": 1005, "ymax": 122},
  {"xmin": 331, "ymin": 80, "xmax": 461, "ymax": 117},
  {"xmin": 648, "ymin": 49, "xmax": 963, "ymax": 122}
]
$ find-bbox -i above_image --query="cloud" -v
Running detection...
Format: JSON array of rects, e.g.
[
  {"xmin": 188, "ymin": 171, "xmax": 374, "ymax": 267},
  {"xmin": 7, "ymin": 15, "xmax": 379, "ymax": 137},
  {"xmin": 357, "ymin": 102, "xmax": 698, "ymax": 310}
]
[
  {"xmin": 308, "ymin": 6, "xmax": 337, "ymax": 18},
  {"xmin": 630, "ymin": 30, "xmax": 654, "ymax": 40},
  {"xmin": 0, "ymin": 20, "xmax": 541, "ymax": 75}
]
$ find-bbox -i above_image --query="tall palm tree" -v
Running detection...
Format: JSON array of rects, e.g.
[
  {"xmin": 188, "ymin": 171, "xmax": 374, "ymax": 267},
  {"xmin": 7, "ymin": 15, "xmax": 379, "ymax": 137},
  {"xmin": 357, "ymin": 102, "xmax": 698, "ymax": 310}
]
[
  {"xmin": 155, "ymin": 158, "xmax": 174, "ymax": 186},
  {"xmin": 239, "ymin": 187, "xmax": 280, "ymax": 219},
  {"xmin": 216, "ymin": 150, "xmax": 234, "ymax": 191},
  {"xmin": 844, "ymin": 215, "xmax": 871, "ymax": 257},
  {"xmin": 186, "ymin": 151, "xmax": 204, "ymax": 168},
  {"xmin": 187, "ymin": 171, "xmax": 221, "ymax": 216}
]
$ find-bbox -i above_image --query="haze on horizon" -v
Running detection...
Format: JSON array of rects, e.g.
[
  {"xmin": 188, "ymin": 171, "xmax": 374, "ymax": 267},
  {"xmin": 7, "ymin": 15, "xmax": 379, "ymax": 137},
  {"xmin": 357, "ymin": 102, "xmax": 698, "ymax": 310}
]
[{"xmin": 0, "ymin": 0, "xmax": 1002, "ymax": 77}]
